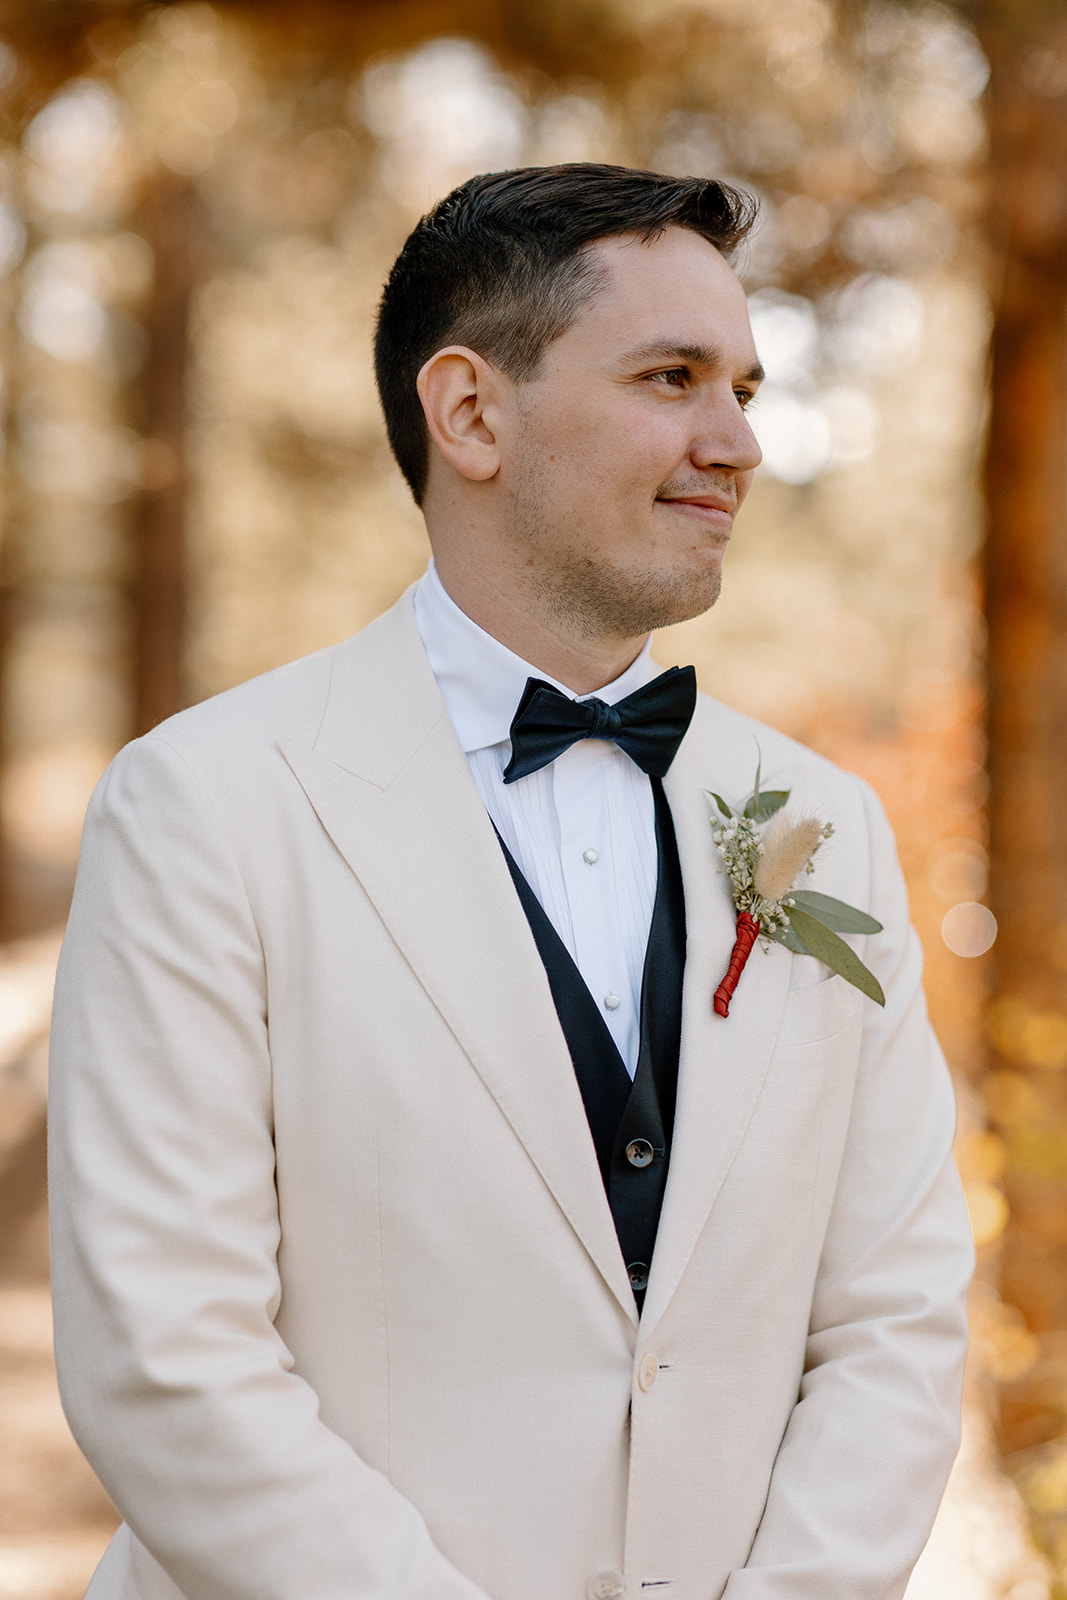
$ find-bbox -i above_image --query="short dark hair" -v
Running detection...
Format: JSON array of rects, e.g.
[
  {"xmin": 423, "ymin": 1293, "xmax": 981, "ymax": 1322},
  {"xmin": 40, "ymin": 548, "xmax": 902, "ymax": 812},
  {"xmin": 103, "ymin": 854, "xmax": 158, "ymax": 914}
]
[{"xmin": 374, "ymin": 163, "xmax": 758, "ymax": 504}]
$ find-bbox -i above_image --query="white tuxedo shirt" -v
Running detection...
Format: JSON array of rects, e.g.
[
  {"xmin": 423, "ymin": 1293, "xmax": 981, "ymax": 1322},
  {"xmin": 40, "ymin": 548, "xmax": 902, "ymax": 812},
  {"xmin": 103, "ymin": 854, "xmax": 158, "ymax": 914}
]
[
  {"xmin": 414, "ymin": 558, "xmax": 659, "ymax": 1074},
  {"xmin": 48, "ymin": 589, "xmax": 973, "ymax": 1600}
]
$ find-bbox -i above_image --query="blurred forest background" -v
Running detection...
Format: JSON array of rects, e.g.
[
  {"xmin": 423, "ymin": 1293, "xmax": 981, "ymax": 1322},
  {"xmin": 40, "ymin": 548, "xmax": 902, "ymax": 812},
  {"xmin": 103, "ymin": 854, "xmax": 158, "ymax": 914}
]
[{"xmin": 0, "ymin": 0, "xmax": 1064, "ymax": 1595}]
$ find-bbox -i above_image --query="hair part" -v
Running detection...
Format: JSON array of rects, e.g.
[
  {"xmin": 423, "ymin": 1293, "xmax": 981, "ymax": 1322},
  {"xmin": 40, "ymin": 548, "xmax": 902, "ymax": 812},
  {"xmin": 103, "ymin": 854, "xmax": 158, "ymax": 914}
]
[{"xmin": 374, "ymin": 163, "xmax": 759, "ymax": 504}]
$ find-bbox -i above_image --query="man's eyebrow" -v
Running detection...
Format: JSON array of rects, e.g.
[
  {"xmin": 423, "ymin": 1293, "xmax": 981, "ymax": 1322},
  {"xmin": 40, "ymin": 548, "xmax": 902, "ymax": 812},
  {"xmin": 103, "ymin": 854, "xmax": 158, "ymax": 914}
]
[{"xmin": 618, "ymin": 339, "xmax": 765, "ymax": 383}]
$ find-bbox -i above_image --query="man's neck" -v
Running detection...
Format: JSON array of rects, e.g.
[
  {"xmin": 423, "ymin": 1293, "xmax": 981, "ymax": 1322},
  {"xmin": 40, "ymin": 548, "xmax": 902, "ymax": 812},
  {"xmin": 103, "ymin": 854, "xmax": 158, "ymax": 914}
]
[{"xmin": 430, "ymin": 552, "xmax": 648, "ymax": 697}]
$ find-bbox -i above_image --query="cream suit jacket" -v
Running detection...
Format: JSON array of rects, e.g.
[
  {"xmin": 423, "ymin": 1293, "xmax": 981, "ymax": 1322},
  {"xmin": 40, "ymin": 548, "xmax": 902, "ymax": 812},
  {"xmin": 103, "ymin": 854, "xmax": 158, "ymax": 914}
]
[{"xmin": 48, "ymin": 589, "xmax": 973, "ymax": 1600}]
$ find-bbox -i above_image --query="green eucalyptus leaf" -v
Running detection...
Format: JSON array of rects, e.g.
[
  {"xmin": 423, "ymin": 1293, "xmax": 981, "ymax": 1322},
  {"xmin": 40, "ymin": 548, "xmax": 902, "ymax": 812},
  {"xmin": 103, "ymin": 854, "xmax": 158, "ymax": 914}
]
[
  {"xmin": 786, "ymin": 906, "xmax": 886, "ymax": 1006},
  {"xmin": 789, "ymin": 889, "xmax": 882, "ymax": 935},
  {"xmin": 708, "ymin": 791, "xmax": 734, "ymax": 820},
  {"xmin": 745, "ymin": 789, "xmax": 790, "ymax": 822},
  {"xmin": 762, "ymin": 920, "xmax": 807, "ymax": 954}
]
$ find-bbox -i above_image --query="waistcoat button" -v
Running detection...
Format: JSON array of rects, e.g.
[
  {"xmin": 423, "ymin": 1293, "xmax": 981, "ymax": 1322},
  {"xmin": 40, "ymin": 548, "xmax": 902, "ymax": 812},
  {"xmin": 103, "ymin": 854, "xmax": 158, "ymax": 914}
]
[
  {"xmin": 625, "ymin": 1138, "xmax": 654, "ymax": 1168},
  {"xmin": 627, "ymin": 1261, "xmax": 649, "ymax": 1291}
]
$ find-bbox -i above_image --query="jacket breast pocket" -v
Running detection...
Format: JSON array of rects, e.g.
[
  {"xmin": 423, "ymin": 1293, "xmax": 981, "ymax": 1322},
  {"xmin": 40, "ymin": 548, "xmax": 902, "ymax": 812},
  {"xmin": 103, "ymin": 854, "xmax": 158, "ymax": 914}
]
[{"xmin": 776, "ymin": 970, "xmax": 861, "ymax": 1047}]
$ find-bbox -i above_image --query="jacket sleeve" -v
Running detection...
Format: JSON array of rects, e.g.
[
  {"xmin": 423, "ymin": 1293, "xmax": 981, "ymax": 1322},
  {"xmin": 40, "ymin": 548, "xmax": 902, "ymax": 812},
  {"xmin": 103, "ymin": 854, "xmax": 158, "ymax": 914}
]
[
  {"xmin": 48, "ymin": 733, "xmax": 493, "ymax": 1600},
  {"xmin": 723, "ymin": 779, "xmax": 974, "ymax": 1600}
]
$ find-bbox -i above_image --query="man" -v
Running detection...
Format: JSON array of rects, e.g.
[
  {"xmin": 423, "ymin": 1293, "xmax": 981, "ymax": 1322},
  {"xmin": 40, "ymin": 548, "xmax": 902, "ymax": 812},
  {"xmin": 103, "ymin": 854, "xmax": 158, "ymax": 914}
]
[{"xmin": 49, "ymin": 165, "xmax": 972, "ymax": 1600}]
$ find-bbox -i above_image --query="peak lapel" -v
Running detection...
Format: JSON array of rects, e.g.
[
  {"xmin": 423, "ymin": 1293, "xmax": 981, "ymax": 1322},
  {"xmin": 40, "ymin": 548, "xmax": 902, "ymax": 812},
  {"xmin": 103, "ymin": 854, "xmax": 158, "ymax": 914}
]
[
  {"xmin": 641, "ymin": 709, "xmax": 793, "ymax": 1330},
  {"xmin": 280, "ymin": 595, "xmax": 636, "ymax": 1322}
]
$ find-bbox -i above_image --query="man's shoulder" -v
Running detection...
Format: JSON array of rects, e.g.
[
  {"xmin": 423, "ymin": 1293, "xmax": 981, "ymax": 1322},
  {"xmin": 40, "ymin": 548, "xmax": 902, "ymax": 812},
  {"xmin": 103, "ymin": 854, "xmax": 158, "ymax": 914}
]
[
  {"xmin": 689, "ymin": 688, "xmax": 858, "ymax": 790},
  {"xmin": 681, "ymin": 694, "xmax": 895, "ymax": 921},
  {"xmin": 129, "ymin": 589, "xmax": 421, "ymax": 771},
  {"xmin": 145, "ymin": 641, "xmax": 338, "ymax": 761},
  {"xmin": 684, "ymin": 688, "xmax": 887, "ymax": 848}
]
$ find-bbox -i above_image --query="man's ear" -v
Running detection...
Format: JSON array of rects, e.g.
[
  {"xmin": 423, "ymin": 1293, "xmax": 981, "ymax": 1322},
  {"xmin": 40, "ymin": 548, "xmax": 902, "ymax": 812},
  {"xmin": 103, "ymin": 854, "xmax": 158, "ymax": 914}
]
[{"xmin": 416, "ymin": 346, "xmax": 504, "ymax": 484}]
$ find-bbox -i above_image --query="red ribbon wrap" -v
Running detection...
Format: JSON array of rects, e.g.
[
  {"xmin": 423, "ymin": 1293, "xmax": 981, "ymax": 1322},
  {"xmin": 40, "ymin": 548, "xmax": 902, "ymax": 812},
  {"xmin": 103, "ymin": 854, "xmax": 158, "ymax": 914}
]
[{"xmin": 713, "ymin": 910, "xmax": 760, "ymax": 1017}]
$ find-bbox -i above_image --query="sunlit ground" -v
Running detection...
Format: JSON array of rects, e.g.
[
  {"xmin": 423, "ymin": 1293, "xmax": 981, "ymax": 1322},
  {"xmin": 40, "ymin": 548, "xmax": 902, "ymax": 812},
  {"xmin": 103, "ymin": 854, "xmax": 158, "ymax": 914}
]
[
  {"xmin": 0, "ymin": 1282, "xmax": 119, "ymax": 1600},
  {"xmin": 0, "ymin": 937, "xmax": 119, "ymax": 1600}
]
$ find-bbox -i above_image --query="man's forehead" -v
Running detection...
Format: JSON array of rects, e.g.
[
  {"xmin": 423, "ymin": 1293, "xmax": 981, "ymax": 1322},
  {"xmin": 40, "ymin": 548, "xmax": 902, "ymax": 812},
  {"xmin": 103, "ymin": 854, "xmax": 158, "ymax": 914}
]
[
  {"xmin": 586, "ymin": 228, "xmax": 743, "ymax": 297},
  {"xmin": 574, "ymin": 228, "xmax": 756, "ymax": 356}
]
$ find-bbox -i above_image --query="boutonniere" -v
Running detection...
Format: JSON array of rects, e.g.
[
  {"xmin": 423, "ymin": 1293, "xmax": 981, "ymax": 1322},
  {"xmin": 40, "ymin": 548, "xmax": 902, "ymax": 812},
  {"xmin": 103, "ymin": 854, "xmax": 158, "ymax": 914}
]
[{"xmin": 708, "ymin": 765, "xmax": 885, "ymax": 1017}]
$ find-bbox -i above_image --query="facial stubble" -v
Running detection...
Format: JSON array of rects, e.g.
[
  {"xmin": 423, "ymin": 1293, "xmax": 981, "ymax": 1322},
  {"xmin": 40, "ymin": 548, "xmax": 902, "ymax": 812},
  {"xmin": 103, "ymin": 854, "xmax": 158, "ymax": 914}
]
[{"xmin": 508, "ymin": 444, "xmax": 728, "ymax": 643}]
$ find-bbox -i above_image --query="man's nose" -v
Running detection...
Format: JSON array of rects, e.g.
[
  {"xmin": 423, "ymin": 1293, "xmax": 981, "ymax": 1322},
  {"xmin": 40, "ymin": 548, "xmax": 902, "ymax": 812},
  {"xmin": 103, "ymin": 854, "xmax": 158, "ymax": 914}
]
[{"xmin": 690, "ymin": 403, "xmax": 762, "ymax": 474}]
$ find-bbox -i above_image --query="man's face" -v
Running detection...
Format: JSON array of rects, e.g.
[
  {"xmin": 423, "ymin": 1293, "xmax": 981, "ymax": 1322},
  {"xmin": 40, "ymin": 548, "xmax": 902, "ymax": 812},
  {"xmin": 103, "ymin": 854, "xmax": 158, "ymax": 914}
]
[{"xmin": 497, "ymin": 226, "xmax": 763, "ymax": 641}]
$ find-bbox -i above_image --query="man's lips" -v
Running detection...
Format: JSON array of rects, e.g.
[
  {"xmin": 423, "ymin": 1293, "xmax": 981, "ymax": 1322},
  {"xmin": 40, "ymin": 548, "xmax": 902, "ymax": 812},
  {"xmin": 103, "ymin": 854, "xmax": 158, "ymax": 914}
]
[{"xmin": 655, "ymin": 495, "xmax": 735, "ymax": 521}]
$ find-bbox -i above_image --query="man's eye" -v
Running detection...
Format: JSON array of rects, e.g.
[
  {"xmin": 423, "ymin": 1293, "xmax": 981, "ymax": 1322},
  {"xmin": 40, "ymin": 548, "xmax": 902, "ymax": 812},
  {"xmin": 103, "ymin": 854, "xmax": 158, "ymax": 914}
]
[
  {"xmin": 735, "ymin": 388, "xmax": 757, "ymax": 409},
  {"xmin": 651, "ymin": 368, "xmax": 688, "ymax": 387}
]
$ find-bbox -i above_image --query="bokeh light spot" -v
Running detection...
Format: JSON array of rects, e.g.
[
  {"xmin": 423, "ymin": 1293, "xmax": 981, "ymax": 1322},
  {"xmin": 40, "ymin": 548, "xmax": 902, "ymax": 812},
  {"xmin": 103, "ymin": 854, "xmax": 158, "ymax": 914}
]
[
  {"xmin": 965, "ymin": 1180, "xmax": 1009, "ymax": 1247},
  {"xmin": 941, "ymin": 901, "xmax": 997, "ymax": 958}
]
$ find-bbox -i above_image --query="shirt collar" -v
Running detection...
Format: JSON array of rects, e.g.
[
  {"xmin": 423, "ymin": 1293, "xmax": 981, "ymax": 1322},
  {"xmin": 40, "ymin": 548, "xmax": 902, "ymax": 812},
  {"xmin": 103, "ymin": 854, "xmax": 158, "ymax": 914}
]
[{"xmin": 413, "ymin": 560, "xmax": 656, "ymax": 756}]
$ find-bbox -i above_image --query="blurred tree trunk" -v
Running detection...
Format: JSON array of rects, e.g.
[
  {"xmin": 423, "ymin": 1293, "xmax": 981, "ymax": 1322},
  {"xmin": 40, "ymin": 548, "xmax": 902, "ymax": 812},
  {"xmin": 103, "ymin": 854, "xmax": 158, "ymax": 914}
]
[
  {"xmin": 132, "ymin": 176, "xmax": 203, "ymax": 734},
  {"xmin": 977, "ymin": 11, "xmax": 1067, "ymax": 1456}
]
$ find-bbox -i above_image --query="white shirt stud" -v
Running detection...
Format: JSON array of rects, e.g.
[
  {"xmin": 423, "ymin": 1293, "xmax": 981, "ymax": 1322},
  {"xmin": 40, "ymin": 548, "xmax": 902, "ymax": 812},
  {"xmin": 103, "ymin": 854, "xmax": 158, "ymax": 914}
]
[
  {"xmin": 604, "ymin": 993, "xmax": 621, "ymax": 1011},
  {"xmin": 583, "ymin": 847, "xmax": 599, "ymax": 864}
]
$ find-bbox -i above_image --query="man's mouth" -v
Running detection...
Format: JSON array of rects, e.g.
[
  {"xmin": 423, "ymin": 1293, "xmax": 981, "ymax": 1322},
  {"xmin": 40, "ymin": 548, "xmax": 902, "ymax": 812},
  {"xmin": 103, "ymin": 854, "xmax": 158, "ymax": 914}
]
[{"xmin": 655, "ymin": 495, "xmax": 735, "ymax": 522}]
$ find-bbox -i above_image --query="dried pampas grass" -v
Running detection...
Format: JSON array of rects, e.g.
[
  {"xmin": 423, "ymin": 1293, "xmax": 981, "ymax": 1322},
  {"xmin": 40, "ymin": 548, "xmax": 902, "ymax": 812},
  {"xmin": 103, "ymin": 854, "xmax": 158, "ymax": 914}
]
[{"xmin": 754, "ymin": 811, "xmax": 828, "ymax": 903}]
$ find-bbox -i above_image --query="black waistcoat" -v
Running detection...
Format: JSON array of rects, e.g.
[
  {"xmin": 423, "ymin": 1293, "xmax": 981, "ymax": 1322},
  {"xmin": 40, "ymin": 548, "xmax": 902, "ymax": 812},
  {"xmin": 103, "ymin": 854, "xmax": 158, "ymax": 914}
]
[{"xmin": 496, "ymin": 778, "xmax": 686, "ymax": 1308}]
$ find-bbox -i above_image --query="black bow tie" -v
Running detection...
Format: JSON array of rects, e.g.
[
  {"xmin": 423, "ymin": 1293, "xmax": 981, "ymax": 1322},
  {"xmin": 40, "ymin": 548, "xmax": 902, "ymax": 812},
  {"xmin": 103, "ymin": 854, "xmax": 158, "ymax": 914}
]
[{"xmin": 503, "ymin": 666, "xmax": 697, "ymax": 785}]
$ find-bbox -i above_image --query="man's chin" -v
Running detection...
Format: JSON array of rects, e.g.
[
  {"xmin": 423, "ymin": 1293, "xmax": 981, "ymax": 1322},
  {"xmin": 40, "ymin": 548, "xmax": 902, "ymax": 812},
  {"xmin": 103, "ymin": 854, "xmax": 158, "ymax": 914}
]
[
  {"xmin": 534, "ymin": 558, "xmax": 724, "ymax": 640},
  {"xmin": 627, "ymin": 568, "xmax": 723, "ymax": 633}
]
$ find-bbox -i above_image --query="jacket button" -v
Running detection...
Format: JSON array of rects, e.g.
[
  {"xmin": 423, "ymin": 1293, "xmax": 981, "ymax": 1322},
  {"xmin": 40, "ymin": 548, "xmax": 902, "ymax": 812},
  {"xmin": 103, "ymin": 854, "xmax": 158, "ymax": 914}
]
[
  {"xmin": 625, "ymin": 1138, "xmax": 654, "ymax": 1168},
  {"xmin": 627, "ymin": 1261, "xmax": 649, "ymax": 1291},
  {"xmin": 587, "ymin": 1573, "xmax": 625, "ymax": 1600},
  {"xmin": 637, "ymin": 1353, "xmax": 658, "ymax": 1391}
]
